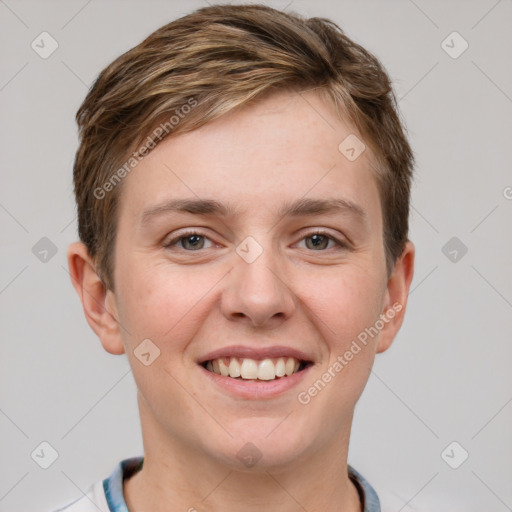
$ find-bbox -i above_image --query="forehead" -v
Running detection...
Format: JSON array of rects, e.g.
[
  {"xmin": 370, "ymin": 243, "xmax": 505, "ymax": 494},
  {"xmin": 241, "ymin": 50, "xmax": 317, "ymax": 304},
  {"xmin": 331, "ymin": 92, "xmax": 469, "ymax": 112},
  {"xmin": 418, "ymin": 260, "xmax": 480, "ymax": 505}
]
[{"xmin": 116, "ymin": 89, "xmax": 381, "ymax": 226}]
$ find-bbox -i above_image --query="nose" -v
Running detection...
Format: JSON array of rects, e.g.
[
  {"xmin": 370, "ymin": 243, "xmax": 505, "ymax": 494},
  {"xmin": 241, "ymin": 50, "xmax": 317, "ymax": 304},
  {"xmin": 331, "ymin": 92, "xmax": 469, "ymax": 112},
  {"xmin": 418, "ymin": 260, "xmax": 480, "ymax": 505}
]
[{"xmin": 220, "ymin": 241, "xmax": 296, "ymax": 328}]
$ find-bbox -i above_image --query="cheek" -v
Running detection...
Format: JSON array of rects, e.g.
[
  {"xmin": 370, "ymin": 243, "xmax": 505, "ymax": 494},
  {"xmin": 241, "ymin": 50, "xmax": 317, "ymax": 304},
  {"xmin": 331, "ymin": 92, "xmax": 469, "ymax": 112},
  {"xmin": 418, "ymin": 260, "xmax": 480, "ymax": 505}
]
[
  {"xmin": 116, "ymin": 260, "xmax": 222, "ymax": 345},
  {"xmin": 299, "ymin": 266, "xmax": 384, "ymax": 404},
  {"xmin": 299, "ymin": 265, "xmax": 385, "ymax": 346},
  {"xmin": 295, "ymin": 270, "xmax": 384, "ymax": 422},
  {"xmin": 114, "ymin": 265, "xmax": 213, "ymax": 423}
]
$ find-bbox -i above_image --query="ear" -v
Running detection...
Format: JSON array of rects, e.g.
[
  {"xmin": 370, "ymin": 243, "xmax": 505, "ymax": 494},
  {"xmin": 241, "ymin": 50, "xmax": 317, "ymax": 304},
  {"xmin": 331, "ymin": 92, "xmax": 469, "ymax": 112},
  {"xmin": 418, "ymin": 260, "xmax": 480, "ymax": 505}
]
[
  {"xmin": 67, "ymin": 242, "xmax": 125, "ymax": 355},
  {"xmin": 376, "ymin": 241, "xmax": 415, "ymax": 354}
]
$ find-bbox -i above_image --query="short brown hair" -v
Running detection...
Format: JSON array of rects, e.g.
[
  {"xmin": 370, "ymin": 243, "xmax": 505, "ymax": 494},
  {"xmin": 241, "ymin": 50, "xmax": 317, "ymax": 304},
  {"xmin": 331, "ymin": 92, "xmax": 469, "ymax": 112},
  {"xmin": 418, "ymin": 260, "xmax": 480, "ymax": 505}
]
[{"xmin": 73, "ymin": 3, "xmax": 414, "ymax": 290}]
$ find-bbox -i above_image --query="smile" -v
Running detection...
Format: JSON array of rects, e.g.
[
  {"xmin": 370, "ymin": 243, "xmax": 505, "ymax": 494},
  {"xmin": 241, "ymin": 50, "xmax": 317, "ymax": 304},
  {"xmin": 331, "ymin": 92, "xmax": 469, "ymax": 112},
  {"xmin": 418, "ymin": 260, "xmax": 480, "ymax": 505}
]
[{"xmin": 202, "ymin": 356, "xmax": 312, "ymax": 381}]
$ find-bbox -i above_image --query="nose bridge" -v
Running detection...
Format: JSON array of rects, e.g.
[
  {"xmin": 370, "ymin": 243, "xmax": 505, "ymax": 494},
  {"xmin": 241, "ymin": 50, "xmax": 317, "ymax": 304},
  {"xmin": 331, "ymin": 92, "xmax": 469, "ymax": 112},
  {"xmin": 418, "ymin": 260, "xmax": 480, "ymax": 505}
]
[{"xmin": 222, "ymin": 233, "xmax": 295, "ymax": 326}]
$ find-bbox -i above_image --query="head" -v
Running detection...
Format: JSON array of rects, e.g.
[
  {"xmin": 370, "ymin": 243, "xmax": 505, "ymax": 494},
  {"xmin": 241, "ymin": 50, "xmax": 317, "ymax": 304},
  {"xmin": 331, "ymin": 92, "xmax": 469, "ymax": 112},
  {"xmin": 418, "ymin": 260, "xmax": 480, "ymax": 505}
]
[{"xmin": 68, "ymin": 4, "xmax": 414, "ymax": 470}]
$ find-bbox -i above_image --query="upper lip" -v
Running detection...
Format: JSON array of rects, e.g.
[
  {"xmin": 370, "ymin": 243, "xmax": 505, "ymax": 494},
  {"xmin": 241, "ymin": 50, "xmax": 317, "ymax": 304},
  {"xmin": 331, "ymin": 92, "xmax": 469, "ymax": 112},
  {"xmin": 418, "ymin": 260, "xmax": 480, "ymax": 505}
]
[{"xmin": 197, "ymin": 345, "xmax": 314, "ymax": 365}]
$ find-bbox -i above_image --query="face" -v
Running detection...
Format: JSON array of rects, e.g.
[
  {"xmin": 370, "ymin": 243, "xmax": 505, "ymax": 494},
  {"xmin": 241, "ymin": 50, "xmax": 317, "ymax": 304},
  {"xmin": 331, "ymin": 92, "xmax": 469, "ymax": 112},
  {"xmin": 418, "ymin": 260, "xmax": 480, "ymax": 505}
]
[{"xmin": 89, "ymin": 89, "xmax": 413, "ymax": 470}]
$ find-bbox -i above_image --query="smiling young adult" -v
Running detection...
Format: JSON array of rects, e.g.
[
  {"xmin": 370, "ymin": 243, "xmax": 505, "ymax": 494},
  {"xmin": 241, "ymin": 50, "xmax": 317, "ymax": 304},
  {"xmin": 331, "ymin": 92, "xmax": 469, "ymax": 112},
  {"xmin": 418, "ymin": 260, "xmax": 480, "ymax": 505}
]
[{"xmin": 59, "ymin": 4, "xmax": 415, "ymax": 512}]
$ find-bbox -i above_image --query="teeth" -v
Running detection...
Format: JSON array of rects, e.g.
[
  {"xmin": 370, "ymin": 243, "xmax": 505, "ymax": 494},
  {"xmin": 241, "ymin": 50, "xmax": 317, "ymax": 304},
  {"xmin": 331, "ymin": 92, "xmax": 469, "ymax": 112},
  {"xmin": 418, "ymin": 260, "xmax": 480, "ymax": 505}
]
[
  {"xmin": 240, "ymin": 359, "xmax": 258, "ymax": 379},
  {"xmin": 228, "ymin": 358, "xmax": 241, "ymax": 378},
  {"xmin": 275, "ymin": 357, "xmax": 286, "ymax": 377},
  {"xmin": 258, "ymin": 359, "xmax": 275, "ymax": 380},
  {"xmin": 218, "ymin": 358, "xmax": 229, "ymax": 376},
  {"xmin": 205, "ymin": 356, "xmax": 305, "ymax": 380},
  {"xmin": 285, "ymin": 357, "xmax": 296, "ymax": 376}
]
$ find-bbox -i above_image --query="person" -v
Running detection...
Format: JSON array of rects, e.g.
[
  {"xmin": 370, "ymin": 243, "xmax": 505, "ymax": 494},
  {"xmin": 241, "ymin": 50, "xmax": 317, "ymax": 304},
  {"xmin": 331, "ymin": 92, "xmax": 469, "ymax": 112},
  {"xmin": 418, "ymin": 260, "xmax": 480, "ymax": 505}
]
[{"xmin": 58, "ymin": 3, "xmax": 415, "ymax": 511}]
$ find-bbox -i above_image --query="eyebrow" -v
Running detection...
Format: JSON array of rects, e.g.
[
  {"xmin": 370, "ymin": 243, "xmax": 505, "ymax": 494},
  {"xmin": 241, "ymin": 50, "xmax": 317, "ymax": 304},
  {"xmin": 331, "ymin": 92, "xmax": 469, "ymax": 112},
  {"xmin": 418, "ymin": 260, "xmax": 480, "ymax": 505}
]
[{"xmin": 140, "ymin": 197, "xmax": 367, "ymax": 226}]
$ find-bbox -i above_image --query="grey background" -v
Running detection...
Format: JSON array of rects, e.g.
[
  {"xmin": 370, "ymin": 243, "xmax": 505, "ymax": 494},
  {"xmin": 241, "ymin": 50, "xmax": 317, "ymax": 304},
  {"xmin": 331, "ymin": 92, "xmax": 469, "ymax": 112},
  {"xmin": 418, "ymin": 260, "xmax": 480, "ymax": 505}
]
[{"xmin": 1, "ymin": 0, "xmax": 511, "ymax": 511}]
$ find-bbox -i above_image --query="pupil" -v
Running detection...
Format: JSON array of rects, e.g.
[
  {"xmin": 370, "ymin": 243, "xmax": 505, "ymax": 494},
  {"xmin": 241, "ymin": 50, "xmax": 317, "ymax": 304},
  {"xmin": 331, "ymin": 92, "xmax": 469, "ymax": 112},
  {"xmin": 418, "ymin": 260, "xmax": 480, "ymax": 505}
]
[
  {"xmin": 309, "ymin": 234, "xmax": 326, "ymax": 249},
  {"xmin": 185, "ymin": 235, "xmax": 202, "ymax": 249}
]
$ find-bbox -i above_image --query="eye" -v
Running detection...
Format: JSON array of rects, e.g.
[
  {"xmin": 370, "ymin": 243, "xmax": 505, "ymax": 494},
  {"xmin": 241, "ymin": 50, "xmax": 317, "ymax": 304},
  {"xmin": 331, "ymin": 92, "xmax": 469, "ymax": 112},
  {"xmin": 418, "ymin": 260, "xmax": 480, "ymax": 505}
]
[
  {"xmin": 164, "ymin": 230, "xmax": 214, "ymax": 251},
  {"xmin": 163, "ymin": 229, "xmax": 348, "ymax": 252},
  {"xmin": 297, "ymin": 231, "xmax": 348, "ymax": 251}
]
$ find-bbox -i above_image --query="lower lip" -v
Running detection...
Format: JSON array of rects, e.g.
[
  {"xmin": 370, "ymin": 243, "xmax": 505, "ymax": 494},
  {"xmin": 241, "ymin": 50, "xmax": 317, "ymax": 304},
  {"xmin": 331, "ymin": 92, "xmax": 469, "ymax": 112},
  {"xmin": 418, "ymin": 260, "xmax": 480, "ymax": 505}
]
[{"xmin": 199, "ymin": 364, "xmax": 312, "ymax": 400}]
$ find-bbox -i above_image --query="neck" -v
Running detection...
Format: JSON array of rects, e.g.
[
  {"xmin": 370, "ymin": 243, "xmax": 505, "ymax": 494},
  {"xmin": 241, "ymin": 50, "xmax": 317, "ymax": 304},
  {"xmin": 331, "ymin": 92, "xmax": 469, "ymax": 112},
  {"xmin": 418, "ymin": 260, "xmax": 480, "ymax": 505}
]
[{"xmin": 124, "ymin": 397, "xmax": 362, "ymax": 512}]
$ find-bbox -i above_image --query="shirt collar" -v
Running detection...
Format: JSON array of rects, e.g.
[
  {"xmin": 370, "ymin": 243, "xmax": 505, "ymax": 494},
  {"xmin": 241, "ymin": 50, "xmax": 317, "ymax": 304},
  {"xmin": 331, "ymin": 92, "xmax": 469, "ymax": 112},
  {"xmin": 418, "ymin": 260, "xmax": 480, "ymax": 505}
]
[
  {"xmin": 348, "ymin": 464, "xmax": 381, "ymax": 511},
  {"xmin": 104, "ymin": 457, "xmax": 380, "ymax": 511}
]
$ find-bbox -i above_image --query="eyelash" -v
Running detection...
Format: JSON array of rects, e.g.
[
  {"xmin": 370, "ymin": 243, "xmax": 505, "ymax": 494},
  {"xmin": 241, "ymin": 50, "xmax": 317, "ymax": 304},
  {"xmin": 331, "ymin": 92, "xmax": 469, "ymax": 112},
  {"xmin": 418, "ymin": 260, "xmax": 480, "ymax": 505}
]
[{"xmin": 163, "ymin": 229, "xmax": 349, "ymax": 252}]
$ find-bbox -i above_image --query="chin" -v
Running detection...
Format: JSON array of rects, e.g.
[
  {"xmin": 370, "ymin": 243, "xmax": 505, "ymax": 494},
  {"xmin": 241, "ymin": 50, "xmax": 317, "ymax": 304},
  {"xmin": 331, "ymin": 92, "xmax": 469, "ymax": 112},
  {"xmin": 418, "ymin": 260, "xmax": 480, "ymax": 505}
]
[{"xmin": 204, "ymin": 420, "xmax": 314, "ymax": 471}]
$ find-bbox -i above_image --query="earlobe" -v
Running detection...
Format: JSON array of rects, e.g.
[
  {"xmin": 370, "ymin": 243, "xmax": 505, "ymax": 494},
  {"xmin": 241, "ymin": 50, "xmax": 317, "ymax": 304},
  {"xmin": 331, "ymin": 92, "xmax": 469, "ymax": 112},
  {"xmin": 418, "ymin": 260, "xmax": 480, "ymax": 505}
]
[
  {"xmin": 67, "ymin": 242, "xmax": 125, "ymax": 355},
  {"xmin": 376, "ymin": 241, "xmax": 415, "ymax": 354}
]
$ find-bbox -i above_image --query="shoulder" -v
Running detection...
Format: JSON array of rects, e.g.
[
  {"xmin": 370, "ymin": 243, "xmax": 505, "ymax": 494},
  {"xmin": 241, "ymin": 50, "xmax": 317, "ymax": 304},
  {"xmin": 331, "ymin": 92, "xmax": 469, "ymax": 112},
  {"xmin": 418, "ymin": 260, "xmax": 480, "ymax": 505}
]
[
  {"xmin": 52, "ymin": 457, "xmax": 143, "ymax": 512},
  {"xmin": 53, "ymin": 480, "xmax": 110, "ymax": 512}
]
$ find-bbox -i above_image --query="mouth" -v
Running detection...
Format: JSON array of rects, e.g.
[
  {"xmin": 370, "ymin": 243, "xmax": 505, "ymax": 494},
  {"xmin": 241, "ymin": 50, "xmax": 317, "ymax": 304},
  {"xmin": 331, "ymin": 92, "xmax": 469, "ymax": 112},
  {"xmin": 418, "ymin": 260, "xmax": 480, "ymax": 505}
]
[{"xmin": 201, "ymin": 356, "xmax": 314, "ymax": 381}]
